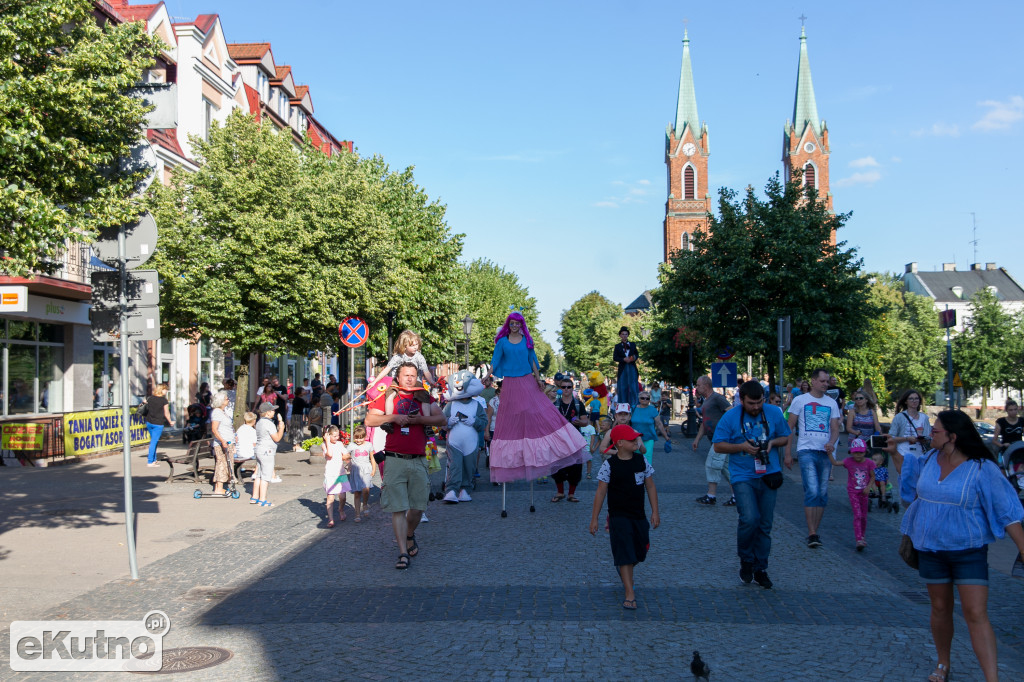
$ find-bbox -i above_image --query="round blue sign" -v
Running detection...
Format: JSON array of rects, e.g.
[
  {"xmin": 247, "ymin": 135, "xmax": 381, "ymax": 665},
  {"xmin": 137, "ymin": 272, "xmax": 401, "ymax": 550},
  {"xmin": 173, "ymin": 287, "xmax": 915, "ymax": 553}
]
[{"xmin": 338, "ymin": 316, "xmax": 369, "ymax": 348}]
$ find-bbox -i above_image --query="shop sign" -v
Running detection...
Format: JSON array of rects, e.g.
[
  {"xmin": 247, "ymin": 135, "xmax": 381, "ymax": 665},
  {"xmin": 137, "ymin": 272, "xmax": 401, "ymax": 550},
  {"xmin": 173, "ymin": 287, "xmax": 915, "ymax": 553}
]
[
  {"xmin": 63, "ymin": 408, "xmax": 149, "ymax": 456},
  {"xmin": 0, "ymin": 286, "xmax": 29, "ymax": 313},
  {"xmin": 1, "ymin": 423, "xmax": 45, "ymax": 450},
  {"xmin": 27, "ymin": 295, "xmax": 90, "ymax": 325}
]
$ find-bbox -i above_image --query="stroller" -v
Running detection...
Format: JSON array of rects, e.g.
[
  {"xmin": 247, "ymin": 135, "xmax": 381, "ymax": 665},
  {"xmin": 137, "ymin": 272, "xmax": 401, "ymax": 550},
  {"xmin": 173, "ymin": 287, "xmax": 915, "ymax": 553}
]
[
  {"xmin": 1001, "ymin": 441, "xmax": 1024, "ymax": 499},
  {"xmin": 866, "ymin": 443, "xmax": 900, "ymax": 513}
]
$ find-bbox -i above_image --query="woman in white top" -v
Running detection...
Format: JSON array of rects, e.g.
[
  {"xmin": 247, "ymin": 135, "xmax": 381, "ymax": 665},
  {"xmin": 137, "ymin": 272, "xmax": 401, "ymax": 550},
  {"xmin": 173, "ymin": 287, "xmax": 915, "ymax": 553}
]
[
  {"xmin": 209, "ymin": 391, "xmax": 235, "ymax": 496},
  {"xmin": 889, "ymin": 389, "xmax": 931, "ymax": 465}
]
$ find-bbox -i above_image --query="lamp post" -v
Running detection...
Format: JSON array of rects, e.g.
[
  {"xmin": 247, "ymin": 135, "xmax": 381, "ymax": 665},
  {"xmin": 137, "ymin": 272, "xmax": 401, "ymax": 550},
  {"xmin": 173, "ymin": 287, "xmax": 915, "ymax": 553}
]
[{"xmin": 462, "ymin": 315, "xmax": 474, "ymax": 369}]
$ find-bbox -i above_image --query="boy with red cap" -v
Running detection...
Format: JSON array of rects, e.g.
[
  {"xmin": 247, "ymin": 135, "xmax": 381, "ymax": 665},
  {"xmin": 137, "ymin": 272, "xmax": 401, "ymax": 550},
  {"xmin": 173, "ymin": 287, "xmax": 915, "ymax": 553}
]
[{"xmin": 589, "ymin": 424, "xmax": 660, "ymax": 610}]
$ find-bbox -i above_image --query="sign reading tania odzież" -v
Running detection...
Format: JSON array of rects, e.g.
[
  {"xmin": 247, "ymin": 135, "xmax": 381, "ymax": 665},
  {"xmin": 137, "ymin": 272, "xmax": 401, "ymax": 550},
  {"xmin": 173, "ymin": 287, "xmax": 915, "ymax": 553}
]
[{"xmin": 63, "ymin": 408, "xmax": 149, "ymax": 456}]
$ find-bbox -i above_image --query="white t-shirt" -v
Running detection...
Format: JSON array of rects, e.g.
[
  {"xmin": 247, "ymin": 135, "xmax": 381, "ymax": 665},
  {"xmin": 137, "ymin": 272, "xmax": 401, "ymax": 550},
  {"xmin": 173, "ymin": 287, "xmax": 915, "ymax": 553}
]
[
  {"xmin": 790, "ymin": 392, "xmax": 841, "ymax": 452},
  {"xmin": 890, "ymin": 411, "xmax": 931, "ymax": 458},
  {"xmin": 255, "ymin": 417, "xmax": 278, "ymax": 455},
  {"xmin": 235, "ymin": 424, "xmax": 257, "ymax": 460},
  {"xmin": 488, "ymin": 396, "xmax": 500, "ymax": 431},
  {"xmin": 580, "ymin": 424, "xmax": 597, "ymax": 453}
]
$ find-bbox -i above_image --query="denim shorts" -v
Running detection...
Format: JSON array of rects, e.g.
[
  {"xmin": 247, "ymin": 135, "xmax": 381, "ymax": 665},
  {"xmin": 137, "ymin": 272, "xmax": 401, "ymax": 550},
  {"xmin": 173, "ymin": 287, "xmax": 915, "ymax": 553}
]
[
  {"xmin": 798, "ymin": 450, "xmax": 831, "ymax": 507},
  {"xmin": 917, "ymin": 546, "xmax": 989, "ymax": 586}
]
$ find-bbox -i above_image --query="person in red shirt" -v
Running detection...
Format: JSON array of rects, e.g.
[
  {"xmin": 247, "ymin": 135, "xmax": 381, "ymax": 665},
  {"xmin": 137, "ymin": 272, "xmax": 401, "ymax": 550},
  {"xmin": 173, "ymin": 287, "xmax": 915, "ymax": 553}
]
[{"xmin": 366, "ymin": 362, "xmax": 445, "ymax": 570}]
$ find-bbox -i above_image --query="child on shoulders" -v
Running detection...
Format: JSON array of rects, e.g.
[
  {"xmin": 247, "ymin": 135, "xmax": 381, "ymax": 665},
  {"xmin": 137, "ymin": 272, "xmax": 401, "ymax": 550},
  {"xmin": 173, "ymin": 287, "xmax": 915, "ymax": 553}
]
[{"xmin": 368, "ymin": 330, "xmax": 437, "ymax": 389}]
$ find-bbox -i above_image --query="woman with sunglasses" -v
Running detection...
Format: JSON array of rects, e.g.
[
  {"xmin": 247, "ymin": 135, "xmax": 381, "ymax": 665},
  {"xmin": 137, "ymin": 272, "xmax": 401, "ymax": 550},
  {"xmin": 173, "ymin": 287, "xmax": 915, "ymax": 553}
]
[
  {"xmin": 891, "ymin": 410, "xmax": 1024, "ymax": 682},
  {"xmin": 630, "ymin": 391, "xmax": 671, "ymax": 465},
  {"xmin": 846, "ymin": 390, "xmax": 882, "ymax": 442}
]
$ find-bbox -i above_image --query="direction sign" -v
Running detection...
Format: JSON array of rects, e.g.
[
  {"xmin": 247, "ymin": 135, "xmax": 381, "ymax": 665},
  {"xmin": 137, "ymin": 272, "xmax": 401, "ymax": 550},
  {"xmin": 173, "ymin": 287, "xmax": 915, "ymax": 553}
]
[
  {"xmin": 716, "ymin": 347, "xmax": 735, "ymax": 361},
  {"xmin": 91, "ymin": 269, "xmax": 160, "ymax": 308},
  {"xmin": 711, "ymin": 362, "xmax": 738, "ymax": 389},
  {"xmin": 338, "ymin": 316, "xmax": 369, "ymax": 348},
  {"xmin": 91, "ymin": 305, "xmax": 160, "ymax": 342}
]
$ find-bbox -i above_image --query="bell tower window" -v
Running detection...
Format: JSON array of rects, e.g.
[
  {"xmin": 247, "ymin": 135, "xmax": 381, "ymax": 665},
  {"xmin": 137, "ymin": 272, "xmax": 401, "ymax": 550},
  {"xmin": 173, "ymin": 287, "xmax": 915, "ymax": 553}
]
[
  {"xmin": 804, "ymin": 163, "xmax": 816, "ymax": 190},
  {"xmin": 684, "ymin": 166, "xmax": 695, "ymax": 200}
]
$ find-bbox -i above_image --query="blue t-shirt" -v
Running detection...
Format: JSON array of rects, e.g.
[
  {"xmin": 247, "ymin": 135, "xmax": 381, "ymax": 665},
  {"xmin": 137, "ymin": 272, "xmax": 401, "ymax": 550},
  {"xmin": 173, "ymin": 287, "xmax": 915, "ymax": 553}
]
[
  {"xmin": 630, "ymin": 405, "xmax": 660, "ymax": 441},
  {"xmin": 490, "ymin": 337, "xmax": 539, "ymax": 379},
  {"xmin": 712, "ymin": 404, "xmax": 791, "ymax": 484}
]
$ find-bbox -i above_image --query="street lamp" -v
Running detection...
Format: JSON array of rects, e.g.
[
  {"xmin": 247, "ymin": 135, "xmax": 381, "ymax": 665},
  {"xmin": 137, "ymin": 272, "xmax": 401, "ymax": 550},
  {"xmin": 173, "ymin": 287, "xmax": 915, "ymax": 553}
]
[{"xmin": 462, "ymin": 315, "xmax": 474, "ymax": 368}]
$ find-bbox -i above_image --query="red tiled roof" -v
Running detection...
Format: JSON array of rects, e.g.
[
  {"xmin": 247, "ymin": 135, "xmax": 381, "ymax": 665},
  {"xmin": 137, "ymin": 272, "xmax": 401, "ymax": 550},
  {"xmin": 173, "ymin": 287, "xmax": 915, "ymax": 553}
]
[
  {"xmin": 243, "ymin": 83, "xmax": 261, "ymax": 121},
  {"xmin": 271, "ymin": 65, "xmax": 291, "ymax": 82},
  {"xmin": 294, "ymin": 85, "xmax": 309, "ymax": 99},
  {"xmin": 194, "ymin": 13, "xmax": 217, "ymax": 33},
  {"xmin": 146, "ymin": 128, "xmax": 186, "ymax": 158},
  {"xmin": 117, "ymin": 3, "xmax": 159, "ymax": 22},
  {"xmin": 227, "ymin": 42, "xmax": 271, "ymax": 61}
]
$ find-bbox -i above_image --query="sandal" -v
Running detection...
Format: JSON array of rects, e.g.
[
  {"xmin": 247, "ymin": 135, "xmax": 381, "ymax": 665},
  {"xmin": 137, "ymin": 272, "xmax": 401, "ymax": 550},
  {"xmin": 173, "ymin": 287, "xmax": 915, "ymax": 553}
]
[
  {"xmin": 622, "ymin": 599, "xmax": 637, "ymax": 610},
  {"xmin": 406, "ymin": 535, "xmax": 419, "ymax": 557},
  {"xmin": 928, "ymin": 663, "xmax": 951, "ymax": 681},
  {"xmin": 354, "ymin": 516, "xmax": 362, "ymax": 523},
  {"xmin": 550, "ymin": 494, "xmax": 565, "ymax": 503},
  {"xmin": 567, "ymin": 495, "xmax": 580, "ymax": 503},
  {"xmin": 327, "ymin": 520, "xmax": 335, "ymax": 528},
  {"xmin": 395, "ymin": 553, "xmax": 411, "ymax": 570}
]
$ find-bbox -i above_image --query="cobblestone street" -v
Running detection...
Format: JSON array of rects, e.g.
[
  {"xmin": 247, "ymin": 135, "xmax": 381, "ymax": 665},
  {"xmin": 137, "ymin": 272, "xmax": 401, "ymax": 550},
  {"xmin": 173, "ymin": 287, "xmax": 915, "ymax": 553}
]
[{"xmin": 3, "ymin": 426, "xmax": 1023, "ymax": 681}]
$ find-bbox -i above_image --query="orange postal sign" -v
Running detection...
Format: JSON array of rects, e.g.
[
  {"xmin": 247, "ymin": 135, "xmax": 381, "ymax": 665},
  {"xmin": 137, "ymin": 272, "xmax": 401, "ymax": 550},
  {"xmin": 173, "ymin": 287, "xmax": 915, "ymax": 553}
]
[{"xmin": 2, "ymin": 423, "xmax": 45, "ymax": 450}]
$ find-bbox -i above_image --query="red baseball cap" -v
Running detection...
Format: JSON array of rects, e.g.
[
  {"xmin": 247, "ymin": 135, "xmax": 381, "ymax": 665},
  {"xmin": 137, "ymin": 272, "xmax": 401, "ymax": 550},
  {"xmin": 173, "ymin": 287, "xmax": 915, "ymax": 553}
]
[{"xmin": 607, "ymin": 424, "xmax": 642, "ymax": 449}]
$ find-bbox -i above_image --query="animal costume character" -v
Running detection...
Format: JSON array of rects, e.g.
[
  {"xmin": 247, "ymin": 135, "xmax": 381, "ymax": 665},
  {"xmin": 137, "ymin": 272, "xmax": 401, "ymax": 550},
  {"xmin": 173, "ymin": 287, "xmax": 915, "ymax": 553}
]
[
  {"xmin": 585, "ymin": 370, "xmax": 610, "ymax": 416},
  {"xmin": 441, "ymin": 370, "xmax": 488, "ymax": 502}
]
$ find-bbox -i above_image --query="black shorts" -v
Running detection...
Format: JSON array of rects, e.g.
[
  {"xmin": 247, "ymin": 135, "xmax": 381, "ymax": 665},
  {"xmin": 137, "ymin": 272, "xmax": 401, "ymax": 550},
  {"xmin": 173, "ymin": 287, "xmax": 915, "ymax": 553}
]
[{"xmin": 609, "ymin": 516, "xmax": 650, "ymax": 567}]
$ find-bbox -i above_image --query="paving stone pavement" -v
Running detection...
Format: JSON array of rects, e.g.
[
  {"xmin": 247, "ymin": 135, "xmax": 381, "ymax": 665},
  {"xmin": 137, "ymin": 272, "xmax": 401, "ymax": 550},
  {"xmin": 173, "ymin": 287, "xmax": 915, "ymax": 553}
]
[{"xmin": 2, "ymin": 423, "xmax": 1023, "ymax": 681}]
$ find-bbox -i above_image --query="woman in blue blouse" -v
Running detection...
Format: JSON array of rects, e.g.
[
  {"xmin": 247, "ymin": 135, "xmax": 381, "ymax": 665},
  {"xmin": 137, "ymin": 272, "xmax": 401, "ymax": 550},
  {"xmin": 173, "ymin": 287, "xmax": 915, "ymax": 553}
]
[
  {"xmin": 892, "ymin": 410, "xmax": 1024, "ymax": 682},
  {"xmin": 488, "ymin": 312, "xmax": 587, "ymax": 483}
]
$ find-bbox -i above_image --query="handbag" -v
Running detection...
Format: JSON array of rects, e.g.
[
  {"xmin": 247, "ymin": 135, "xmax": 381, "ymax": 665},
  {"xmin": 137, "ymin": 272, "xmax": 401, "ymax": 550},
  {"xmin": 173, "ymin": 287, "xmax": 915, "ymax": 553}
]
[
  {"xmin": 762, "ymin": 471, "xmax": 784, "ymax": 490},
  {"xmin": 136, "ymin": 399, "xmax": 149, "ymax": 418},
  {"xmin": 898, "ymin": 534, "xmax": 919, "ymax": 569}
]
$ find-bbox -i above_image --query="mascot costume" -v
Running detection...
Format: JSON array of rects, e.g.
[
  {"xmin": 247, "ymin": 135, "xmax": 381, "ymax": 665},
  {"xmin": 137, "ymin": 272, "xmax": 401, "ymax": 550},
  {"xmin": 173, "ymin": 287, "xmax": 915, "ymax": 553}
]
[
  {"xmin": 584, "ymin": 370, "xmax": 610, "ymax": 416},
  {"xmin": 442, "ymin": 370, "xmax": 488, "ymax": 503}
]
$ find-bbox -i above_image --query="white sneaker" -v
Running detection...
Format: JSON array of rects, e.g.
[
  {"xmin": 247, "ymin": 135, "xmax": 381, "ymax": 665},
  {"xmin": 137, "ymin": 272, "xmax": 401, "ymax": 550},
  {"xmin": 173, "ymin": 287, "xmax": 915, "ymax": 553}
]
[
  {"xmin": 420, "ymin": 512, "xmax": 429, "ymax": 522},
  {"xmin": 270, "ymin": 477, "xmax": 282, "ymax": 483},
  {"xmin": 442, "ymin": 490, "xmax": 459, "ymax": 503},
  {"xmin": 457, "ymin": 490, "xmax": 472, "ymax": 502}
]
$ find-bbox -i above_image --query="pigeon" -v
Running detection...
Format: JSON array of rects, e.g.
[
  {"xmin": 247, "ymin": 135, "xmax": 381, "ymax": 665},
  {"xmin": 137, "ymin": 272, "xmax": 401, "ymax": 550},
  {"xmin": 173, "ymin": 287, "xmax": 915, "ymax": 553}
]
[{"xmin": 690, "ymin": 651, "xmax": 710, "ymax": 681}]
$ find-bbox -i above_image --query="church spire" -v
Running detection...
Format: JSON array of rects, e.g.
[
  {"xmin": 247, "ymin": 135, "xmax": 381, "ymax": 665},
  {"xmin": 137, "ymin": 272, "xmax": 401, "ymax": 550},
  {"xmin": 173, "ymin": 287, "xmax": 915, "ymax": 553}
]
[
  {"xmin": 791, "ymin": 26, "xmax": 821, "ymax": 137},
  {"xmin": 673, "ymin": 30, "xmax": 700, "ymax": 138}
]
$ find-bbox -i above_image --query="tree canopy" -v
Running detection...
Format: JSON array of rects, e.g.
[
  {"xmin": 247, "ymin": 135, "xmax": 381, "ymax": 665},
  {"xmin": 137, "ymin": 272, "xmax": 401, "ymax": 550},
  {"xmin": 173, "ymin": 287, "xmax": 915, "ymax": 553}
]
[
  {"xmin": 954, "ymin": 288, "xmax": 1015, "ymax": 410},
  {"xmin": 558, "ymin": 292, "xmax": 630, "ymax": 374},
  {"xmin": 0, "ymin": 0, "xmax": 163, "ymax": 276},
  {"xmin": 457, "ymin": 258, "xmax": 537, "ymax": 366},
  {"xmin": 650, "ymin": 174, "xmax": 876, "ymax": 388}
]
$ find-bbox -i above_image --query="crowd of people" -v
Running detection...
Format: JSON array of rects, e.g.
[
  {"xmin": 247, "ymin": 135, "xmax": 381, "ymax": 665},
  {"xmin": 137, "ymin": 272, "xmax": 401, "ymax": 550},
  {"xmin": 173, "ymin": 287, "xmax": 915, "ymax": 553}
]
[{"xmin": 139, "ymin": 313, "xmax": 1024, "ymax": 681}]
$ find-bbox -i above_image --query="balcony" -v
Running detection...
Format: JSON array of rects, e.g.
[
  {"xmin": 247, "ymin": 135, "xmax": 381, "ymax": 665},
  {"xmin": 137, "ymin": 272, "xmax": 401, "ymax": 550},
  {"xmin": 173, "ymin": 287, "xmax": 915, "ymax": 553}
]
[{"xmin": 0, "ymin": 241, "xmax": 95, "ymax": 300}]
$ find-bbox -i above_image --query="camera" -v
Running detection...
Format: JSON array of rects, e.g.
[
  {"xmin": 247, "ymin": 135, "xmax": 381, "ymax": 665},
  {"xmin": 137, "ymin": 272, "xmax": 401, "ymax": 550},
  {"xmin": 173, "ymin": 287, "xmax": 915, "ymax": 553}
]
[
  {"xmin": 379, "ymin": 422, "xmax": 394, "ymax": 435},
  {"xmin": 755, "ymin": 438, "xmax": 769, "ymax": 464}
]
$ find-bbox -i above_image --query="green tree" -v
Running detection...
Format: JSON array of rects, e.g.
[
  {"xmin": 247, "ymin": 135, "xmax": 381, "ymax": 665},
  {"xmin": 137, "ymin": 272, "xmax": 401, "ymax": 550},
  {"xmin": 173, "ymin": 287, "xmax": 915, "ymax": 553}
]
[
  {"xmin": 558, "ymin": 292, "xmax": 627, "ymax": 374},
  {"xmin": 954, "ymin": 288, "xmax": 1013, "ymax": 412},
  {"xmin": 1004, "ymin": 311, "xmax": 1024, "ymax": 402},
  {"xmin": 0, "ymin": 0, "xmax": 163, "ymax": 276},
  {"xmin": 796, "ymin": 274, "xmax": 945, "ymax": 412},
  {"xmin": 650, "ymin": 174, "xmax": 876, "ymax": 390},
  {"xmin": 458, "ymin": 259, "xmax": 537, "ymax": 366}
]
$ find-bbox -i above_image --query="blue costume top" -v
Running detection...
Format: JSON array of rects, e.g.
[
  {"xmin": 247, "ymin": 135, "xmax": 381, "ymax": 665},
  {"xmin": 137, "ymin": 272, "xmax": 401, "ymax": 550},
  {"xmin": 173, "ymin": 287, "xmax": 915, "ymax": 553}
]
[
  {"xmin": 713, "ymin": 404, "xmax": 791, "ymax": 484},
  {"xmin": 490, "ymin": 337, "xmax": 539, "ymax": 379},
  {"xmin": 900, "ymin": 450, "xmax": 1024, "ymax": 552}
]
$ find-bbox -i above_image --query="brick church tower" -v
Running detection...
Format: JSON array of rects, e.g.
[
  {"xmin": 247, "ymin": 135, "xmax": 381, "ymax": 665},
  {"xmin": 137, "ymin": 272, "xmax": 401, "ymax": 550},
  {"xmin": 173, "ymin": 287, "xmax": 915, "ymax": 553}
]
[
  {"xmin": 663, "ymin": 30, "xmax": 710, "ymax": 262},
  {"xmin": 783, "ymin": 27, "xmax": 832, "ymax": 214}
]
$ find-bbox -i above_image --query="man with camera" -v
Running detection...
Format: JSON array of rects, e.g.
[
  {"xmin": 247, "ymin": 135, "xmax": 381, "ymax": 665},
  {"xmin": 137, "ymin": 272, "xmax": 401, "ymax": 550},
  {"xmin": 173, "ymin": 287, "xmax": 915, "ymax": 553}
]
[
  {"xmin": 365, "ymin": 362, "xmax": 446, "ymax": 570},
  {"xmin": 712, "ymin": 380, "xmax": 791, "ymax": 589},
  {"xmin": 784, "ymin": 368, "xmax": 842, "ymax": 549}
]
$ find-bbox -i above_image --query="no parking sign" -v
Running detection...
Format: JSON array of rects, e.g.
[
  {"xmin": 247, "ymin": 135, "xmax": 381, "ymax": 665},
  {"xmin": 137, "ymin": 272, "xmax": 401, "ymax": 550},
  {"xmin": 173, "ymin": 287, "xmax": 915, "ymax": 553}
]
[{"xmin": 338, "ymin": 316, "xmax": 369, "ymax": 348}]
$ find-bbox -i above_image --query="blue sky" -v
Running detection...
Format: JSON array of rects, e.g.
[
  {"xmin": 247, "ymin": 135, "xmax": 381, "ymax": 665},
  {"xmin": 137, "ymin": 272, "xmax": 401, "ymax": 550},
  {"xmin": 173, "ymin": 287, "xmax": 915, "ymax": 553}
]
[{"xmin": 168, "ymin": 0, "xmax": 1023, "ymax": 349}]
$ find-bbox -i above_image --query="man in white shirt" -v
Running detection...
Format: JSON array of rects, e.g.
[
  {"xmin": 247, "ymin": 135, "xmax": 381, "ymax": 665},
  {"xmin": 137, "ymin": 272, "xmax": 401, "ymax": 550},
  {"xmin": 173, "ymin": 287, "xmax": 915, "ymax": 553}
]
[{"xmin": 784, "ymin": 368, "xmax": 840, "ymax": 549}]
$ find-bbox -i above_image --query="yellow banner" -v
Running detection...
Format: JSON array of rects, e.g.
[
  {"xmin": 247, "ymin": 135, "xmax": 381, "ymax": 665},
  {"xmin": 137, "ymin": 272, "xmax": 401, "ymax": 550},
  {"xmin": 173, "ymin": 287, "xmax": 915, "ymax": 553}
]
[
  {"xmin": 1, "ymin": 423, "xmax": 45, "ymax": 450},
  {"xmin": 63, "ymin": 408, "xmax": 150, "ymax": 456}
]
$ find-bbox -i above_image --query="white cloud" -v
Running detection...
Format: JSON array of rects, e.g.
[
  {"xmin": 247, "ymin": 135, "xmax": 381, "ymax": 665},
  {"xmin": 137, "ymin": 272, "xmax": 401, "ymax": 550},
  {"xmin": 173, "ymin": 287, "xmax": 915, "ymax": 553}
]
[
  {"xmin": 911, "ymin": 123, "xmax": 960, "ymax": 137},
  {"xmin": 636, "ymin": 179, "xmax": 651, "ymax": 185},
  {"xmin": 594, "ymin": 200, "xmax": 619, "ymax": 208},
  {"xmin": 834, "ymin": 170, "xmax": 882, "ymax": 188},
  {"xmin": 595, "ymin": 179, "xmax": 651, "ymax": 209},
  {"xmin": 890, "ymin": 156, "xmax": 902, "ymax": 163},
  {"xmin": 972, "ymin": 95, "xmax": 1024, "ymax": 131},
  {"xmin": 848, "ymin": 156, "xmax": 879, "ymax": 168}
]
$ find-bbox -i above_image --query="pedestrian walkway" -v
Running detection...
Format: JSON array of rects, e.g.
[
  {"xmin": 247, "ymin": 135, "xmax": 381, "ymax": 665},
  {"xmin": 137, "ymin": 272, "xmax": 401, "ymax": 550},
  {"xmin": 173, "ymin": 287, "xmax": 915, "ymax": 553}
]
[{"xmin": 1, "ymin": 426, "xmax": 1023, "ymax": 680}]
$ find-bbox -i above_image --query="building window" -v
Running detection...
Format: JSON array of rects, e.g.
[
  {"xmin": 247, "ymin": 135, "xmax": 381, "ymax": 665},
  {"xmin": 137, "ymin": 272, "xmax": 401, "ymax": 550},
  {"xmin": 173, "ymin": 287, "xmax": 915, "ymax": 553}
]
[
  {"xmin": 93, "ymin": 342, "xmax": 120, "ymax": 408},
  {"xmin": 804, "ymin": 163, "xmax": 816, "ymax": 191},
  {"xmin": 203, "ymin": 97, "xmax": 217, "ymax": 141},
  {"xmin": 2, "ymin": 321, "xmax": 65, "ymax": 416},
  {"xmin": 198, "ymin": 338, "xmax": 213, "ymax": 392},
  {"xmin": 683, "ymin": 166, "xmax": 695, "ymax": 200},
  {"xmin": 680, "ymin": 232, "xmax": 691, "ymax": 251}
]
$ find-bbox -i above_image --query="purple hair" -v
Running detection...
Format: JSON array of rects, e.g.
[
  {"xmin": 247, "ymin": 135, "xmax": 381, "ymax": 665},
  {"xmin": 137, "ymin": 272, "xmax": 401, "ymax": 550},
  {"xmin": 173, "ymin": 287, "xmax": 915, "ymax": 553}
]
[{"xmin": 495, "ymin": 312, "xmax": 534, "ymax": 349}]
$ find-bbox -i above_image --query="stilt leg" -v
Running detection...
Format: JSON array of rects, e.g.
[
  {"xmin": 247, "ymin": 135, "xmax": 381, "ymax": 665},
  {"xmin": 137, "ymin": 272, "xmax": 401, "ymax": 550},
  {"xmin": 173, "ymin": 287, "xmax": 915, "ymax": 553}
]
[
  {"xmin": 529, "ymin": 480, "xmax": 536, "ymax": 513},
  {"xmin": 501, "ymin": 482, "xmax": 507, "ymax": 518}
]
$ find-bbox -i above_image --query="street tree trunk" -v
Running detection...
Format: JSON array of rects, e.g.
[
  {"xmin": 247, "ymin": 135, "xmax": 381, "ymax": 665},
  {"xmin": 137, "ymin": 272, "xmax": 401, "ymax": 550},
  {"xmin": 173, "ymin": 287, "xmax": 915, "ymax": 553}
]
[{"xmin": 233, "ymin": 352, "xmax": 250, "ymax": 430}]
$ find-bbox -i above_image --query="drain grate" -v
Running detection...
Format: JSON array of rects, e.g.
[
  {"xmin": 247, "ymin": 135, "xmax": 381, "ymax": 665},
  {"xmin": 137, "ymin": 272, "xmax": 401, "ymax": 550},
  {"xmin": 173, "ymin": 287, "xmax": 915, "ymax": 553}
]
[
  {"xmin": 134, "ymin": 646, "xmax": 232, "ymax": 673},
  {"xmin": 900, "ymin": 590, "xmax": 931, "ymax": 604}
]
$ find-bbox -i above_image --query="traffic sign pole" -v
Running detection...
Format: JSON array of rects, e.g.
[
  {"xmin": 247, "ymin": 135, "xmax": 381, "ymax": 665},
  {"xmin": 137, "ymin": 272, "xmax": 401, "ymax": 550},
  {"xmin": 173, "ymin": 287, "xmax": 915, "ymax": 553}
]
[{"xmin": 119, "ymin": 224, "xmax": 139, "ymax": 580}]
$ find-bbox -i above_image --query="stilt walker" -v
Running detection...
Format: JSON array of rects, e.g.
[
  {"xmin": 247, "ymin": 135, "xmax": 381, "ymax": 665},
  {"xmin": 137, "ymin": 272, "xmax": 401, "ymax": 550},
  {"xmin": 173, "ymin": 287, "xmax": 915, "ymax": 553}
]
[{"xmin": 488, "ymin": 310, "xmax": 587, "ymax": 516}]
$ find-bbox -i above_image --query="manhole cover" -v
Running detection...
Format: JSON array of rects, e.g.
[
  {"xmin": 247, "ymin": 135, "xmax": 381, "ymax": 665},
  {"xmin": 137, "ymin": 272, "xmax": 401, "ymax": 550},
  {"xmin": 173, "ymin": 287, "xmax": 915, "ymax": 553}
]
[
  {"xmin": 42, "ymin": 509, "xmax": 96, "ymax": 516},
  {"xmin": 135, "ymin": 646, "xmax": 232, "ymax": 673}
]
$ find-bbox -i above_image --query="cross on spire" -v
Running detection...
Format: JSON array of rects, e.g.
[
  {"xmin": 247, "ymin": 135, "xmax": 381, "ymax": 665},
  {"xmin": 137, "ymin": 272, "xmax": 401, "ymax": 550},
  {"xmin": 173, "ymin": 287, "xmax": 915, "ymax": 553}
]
[{"xmin": 799, "ymin": 13, "xmax": 807, "ymax": 27}]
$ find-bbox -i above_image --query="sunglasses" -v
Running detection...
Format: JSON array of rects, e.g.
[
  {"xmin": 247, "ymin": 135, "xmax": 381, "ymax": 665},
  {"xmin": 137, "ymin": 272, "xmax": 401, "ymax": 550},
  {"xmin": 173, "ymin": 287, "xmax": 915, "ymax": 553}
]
[{"xmin": 639, "ymin": 397, "xmax": 651, "ymax": 401}]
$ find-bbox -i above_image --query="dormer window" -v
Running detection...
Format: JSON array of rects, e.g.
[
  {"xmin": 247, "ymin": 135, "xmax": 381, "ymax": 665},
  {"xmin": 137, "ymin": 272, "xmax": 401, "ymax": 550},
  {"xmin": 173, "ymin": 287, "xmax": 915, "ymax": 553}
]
[{"xmin": 951, "ymin": 286, "xmax": 964, "ymax": 299}]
